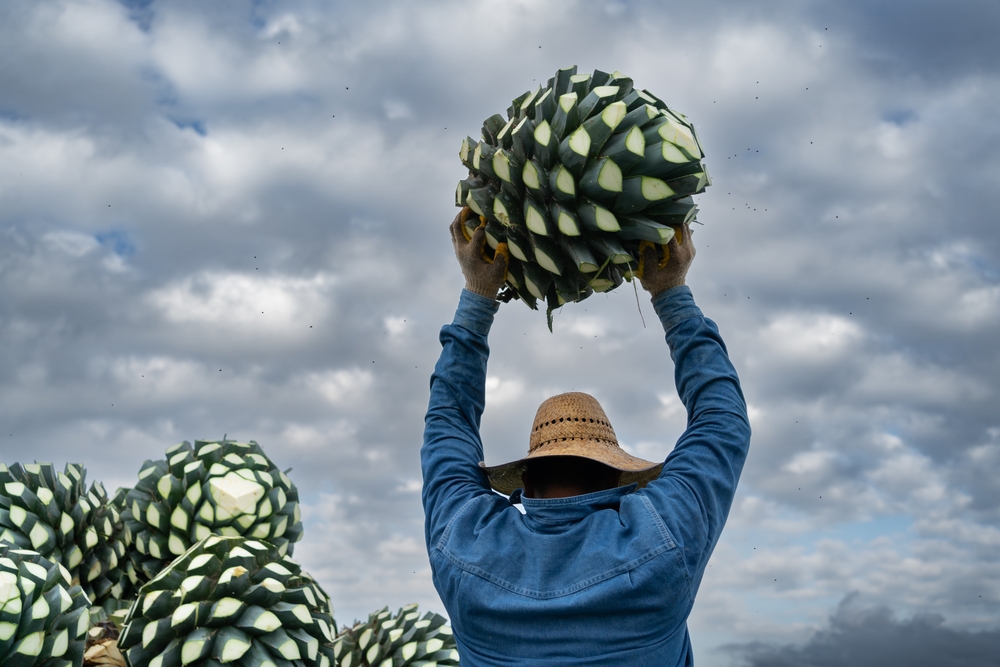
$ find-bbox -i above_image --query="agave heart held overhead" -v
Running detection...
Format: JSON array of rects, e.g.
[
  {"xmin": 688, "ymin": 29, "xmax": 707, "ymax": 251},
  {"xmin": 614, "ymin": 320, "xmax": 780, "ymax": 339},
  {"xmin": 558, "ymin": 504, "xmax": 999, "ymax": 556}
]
[{"xmin": 456, "ymin": 65, "xmax": 710, "ymax": 325}]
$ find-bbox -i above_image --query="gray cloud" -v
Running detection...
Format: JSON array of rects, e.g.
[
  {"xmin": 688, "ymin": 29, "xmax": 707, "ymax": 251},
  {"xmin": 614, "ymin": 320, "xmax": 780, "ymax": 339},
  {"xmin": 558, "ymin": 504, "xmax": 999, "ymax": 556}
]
[
  {"xmin": 0, "ymin": 0, "xmax": 998, "ymax": 660},
  {"xmin": 725, "ymin": 593, "xmax": 1000, "ymax": 667}
]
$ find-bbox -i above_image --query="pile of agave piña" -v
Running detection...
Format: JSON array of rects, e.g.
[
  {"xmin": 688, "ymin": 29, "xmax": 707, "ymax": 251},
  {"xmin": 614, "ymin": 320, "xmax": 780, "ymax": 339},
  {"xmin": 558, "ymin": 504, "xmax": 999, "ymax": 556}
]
[
  {"xmin": 0, "ymin": 439, "xmax": 460, "ymax": 667},
  {"xmin": 332, "ymin": 604, "xmax": 459, "ymax": 667},
  {"xmin": 456, "ymin": 65, "xmax": 710, "ymax": 323},
  {"xmin": 0, "ymin": 543, "xmax": 91, "ymax": 667}
]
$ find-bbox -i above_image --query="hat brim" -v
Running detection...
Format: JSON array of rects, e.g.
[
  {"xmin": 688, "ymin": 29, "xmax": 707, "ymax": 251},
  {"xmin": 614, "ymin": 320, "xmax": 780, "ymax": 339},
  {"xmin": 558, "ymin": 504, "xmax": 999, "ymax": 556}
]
[{"xmin": 479, "ymin": 439, "xmax": 663, "ymax": 496}]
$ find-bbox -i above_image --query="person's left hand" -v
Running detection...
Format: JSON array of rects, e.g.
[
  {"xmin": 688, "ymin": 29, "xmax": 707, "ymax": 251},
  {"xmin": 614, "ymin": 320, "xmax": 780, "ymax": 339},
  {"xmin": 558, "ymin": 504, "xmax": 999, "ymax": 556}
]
[
  {"xmin": 638, "ymin": 222, "xmax": 696, "ymax": 297},
  {"xmin": 450, "ymin": 208, "xmax": 509, "ymax": 299}
]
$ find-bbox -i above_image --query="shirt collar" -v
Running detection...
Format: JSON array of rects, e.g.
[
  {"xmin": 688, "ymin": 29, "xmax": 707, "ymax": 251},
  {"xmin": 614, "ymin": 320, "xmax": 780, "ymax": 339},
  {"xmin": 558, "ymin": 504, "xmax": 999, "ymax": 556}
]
[{"xmin": 511, "ymin": 484, "xmax": 638, "ymax": 523}]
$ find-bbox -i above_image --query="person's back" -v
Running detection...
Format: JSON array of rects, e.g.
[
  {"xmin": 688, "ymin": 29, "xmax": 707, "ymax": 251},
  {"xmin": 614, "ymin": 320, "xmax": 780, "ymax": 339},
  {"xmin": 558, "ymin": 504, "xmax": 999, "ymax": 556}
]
[
  {"xmin": 423, "ymin": 212, "xmax": 751, "ymax": 665},
  {"xmin": 433, "ymin": 487, "xmax": 695, "ymax": 665}
]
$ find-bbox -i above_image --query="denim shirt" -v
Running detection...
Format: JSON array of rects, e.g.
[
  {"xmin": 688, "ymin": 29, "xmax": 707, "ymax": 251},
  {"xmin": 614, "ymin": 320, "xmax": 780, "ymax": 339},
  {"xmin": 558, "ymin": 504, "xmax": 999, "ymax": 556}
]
[{"xmin": 422, "ymin": 287, "xmax": 751, "ymax": 666}]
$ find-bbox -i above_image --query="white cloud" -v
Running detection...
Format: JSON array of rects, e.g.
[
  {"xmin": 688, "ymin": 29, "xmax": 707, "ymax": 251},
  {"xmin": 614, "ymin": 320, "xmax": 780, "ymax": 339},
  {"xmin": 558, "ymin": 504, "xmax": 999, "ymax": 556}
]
[
  {"xmin": 2, "ymin": 2, "xmax": 1000, "ymax": 663},
  {"xmin": 303, "ymin": 368, "xmax": 374, "ymax": 406},
  {"xmin": 147, "ymin": 271, "xmax": 333, "ymax": 340},
  {"xmin": 485, "ymin": 375, "xmax": 525, "ymax": 407},
  {"xmin": 783, "ymin": 450, "xmax": 837, "ymax": 476},
  {"xmin": 42, "ymin": 231, "xmax": 99, "ymax": 257},
  {"xmin": 149, "ymin": 8, "xmax": 307, "ymax": 100},
  {"xmin": 758, "ymin": 313, "xmax": 864, "ymax": 362},
  {"xmin": 384, "ymin": 316, "xmax": 410, "ymax": 336},
  {"xmin": 383, "ymin": 100, "xmax": 413, "ymax": 120}
]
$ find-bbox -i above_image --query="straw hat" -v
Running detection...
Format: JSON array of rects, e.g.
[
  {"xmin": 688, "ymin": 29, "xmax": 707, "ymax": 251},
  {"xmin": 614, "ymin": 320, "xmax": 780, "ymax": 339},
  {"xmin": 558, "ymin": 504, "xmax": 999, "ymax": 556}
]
[{"xmin": 479, "ymin": 392, "xmax": 663, "ymax": 495}]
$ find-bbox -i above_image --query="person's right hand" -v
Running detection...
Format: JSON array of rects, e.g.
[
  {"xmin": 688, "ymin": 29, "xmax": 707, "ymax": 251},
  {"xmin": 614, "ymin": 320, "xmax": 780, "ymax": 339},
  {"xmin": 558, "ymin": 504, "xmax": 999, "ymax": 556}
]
[
  {"xmin": 638, "ymin": 223, "xmax": 695, "ymax": 297},
  {"xmin": 450, "ymin": 207, "xmax": 509, "ymax": 299}
]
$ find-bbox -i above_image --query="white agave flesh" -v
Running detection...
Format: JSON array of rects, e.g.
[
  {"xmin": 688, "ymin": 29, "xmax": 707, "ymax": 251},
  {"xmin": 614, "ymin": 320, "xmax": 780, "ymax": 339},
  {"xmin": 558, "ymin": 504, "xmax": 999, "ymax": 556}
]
[
  {"xmin": 197, "ymin": 443, "xmax": 221, "ymax": 459},
  {"xmin": 525, "ymin": 205, "xmax": 547, "ymax": 236},
  {"xmin": 641, "ymin": 176, "xmax": 673, "ymax": 200},
  {"xmin": 143, "ymin": 589, "xmax": 166, "ymax": 615},
  {"xmin": 172, "ymin": 602, "xmax": 197, "ymax": 627},
  {"xmin": 522, "ymin": 161, "xmax": 541, "ymax": 190},
  {"xmin": 492, "ymin": 151, "xmax": 511, "ymax": 183},
  {"xmin": 301, "ymin": 634, "xmax": 319, "ymax": 659},
  {"xmin": 601, "ymin": 101, "xmax": 627, "ymax": 129},
  {"xmin": 624, "ymin": 126, "xmax": 645, "ymax": 154},
  {"xmin": 188, "ymin": 554, "xmax": 214, "ymax": 571},
  {"xmin": 657, "ymin": 118, "xmax": 700, "ymax": 158},
  {"xmin": 597, "ymin": 160, "xmax": 623, "ymax": 192},
  {"xmin": 29, "ymin": 523, "xmax": 49, "ymax": 550},
  {"xmin": 568, "ymin": 127, "xmax": 590, "ymax": 156},
  {"xmin": 24, "ymin": 561, "xmax": 47, "ymax": 581},
  {"xmin": 0, "ymin": 572, "xmax": 20, "ymax": 605},
  {"xmin": 261, "ymin": 577, "xmax": 285, "ymax": 593},
  {"xmin": 213, "ymin": 597, "xmax": 243, "ymax": 618},
  {"xmin": 251, "ymin": 610, "xmax": 281, "ymax": 633},
  {"xmin": 660, "ymin": 142, "xmax": 688, "ymax": 163},
  {"xmin": 50, "ymin": 627, "xmax": 69, "ymax": 657},
  {"xmin": 218, "ymin": 565, "xmax": 248, "ymax": 585},
  {"xmin": 493, "ymin": 198, "xmax": 511, "ymax": 226},
  {"xmin": 222, "ymin": 453, "xmax": 243, "ymax": 467},
  {"xmin": 142, "ymin": 619, "xmax": 162, "ymax": 647},
  {"xmin": 15, "ymin": 630, "xmax": 44, "ymax": 656},
  {"xmin": 220, "ymin": 636, "xmax": 252, "ymax": 662},
  {"xmin": 555, "ymin": 167, "xmax": 575, "ymax": 196},
  {"xmin": 9, "ymin": 506, "xmax": 27, "ymax": 527},
  {"xmin": 181, "ymin": 637, "xmax": 208, "ymax": 664},
  {"xmin": 56, "ymin": 584, "xmax": 72, "ymax": 612}
]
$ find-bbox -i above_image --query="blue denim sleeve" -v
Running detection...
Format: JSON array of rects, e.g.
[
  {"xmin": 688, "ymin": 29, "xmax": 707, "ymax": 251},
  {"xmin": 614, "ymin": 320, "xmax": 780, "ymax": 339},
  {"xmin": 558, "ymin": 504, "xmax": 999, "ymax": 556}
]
[
  {"xmin": 422, "ymin": 289, "xmax": 499, "ymax": 550},
  {"xmin": 640, "ymin": 286, "xmax": 751, "ymax": 590}
]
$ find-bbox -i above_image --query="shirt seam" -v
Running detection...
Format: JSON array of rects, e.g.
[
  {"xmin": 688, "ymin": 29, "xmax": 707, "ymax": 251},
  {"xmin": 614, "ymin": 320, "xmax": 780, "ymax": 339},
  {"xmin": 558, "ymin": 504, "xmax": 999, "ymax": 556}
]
[
  {"xmin": 639, "ymin": 493, "xmax": 695, "ymax": 602},
  {"xmin": 437, "ymin": 542, "xmax": 674, "ymax": 600},
  {"xmin": 436, "ymin": 494, "xmax": 484, "ymax": 551}
]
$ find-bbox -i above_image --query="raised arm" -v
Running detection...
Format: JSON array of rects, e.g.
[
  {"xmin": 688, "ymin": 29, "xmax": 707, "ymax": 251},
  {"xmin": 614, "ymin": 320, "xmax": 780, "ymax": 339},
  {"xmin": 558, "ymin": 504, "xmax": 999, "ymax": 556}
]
[
  {"xmin": 421, "ymin": 211, "xmax": 509, "ymax": 549},
  {"xmin": 637, "ymin": 226, "xmax": 752, "ymax": 586}
]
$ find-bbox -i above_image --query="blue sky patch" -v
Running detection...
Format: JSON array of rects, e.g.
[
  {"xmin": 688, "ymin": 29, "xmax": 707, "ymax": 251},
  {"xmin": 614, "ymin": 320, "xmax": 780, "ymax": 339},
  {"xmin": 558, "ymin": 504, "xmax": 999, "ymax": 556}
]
[
  {"xmin": 95, "ymin": 230, "xmax": 136, "ymax": 257},
  {"xmin": 883, "ymin": 109, "xmax": 918, "ymax": 126},
  {"xmin": 170, "ymin": 118, "xmax": 207, "ymax": 136}
]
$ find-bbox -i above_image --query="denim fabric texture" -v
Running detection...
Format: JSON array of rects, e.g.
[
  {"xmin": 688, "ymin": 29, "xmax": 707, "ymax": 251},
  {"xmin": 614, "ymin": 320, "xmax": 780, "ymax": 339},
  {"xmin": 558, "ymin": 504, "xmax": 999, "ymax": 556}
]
[{"xmin": 422, "ymin": 287, "xmax": 751, "ymax": 666}]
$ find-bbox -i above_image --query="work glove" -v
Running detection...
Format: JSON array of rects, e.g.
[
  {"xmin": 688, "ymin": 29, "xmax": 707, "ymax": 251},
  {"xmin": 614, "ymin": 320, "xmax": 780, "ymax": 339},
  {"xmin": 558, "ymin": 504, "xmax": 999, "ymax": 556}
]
[
  {"xmin": 450, "ymin": 207, "xmax": 509, "ymax": 299},
  {"xmin": 638, "ymin": 222, "xmax": 696, "ymax": 297}
]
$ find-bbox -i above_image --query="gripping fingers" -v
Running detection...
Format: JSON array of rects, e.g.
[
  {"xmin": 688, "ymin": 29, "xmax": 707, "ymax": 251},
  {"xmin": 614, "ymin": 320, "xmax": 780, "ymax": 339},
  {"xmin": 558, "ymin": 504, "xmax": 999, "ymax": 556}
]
[
  {"xmin": 458, "ymin": 206, "xmax": 475, "ymax": 241},
  {"xmin": 658, "ymin": 243, "xmax": 671, "ymax": 269},
  {"xmin": 636, "ymin": 240, "xmax": 656, "ymax": 280},
  {"xmin": 450, "ymin": 214, "xmax": 466, "ymax": 248},
  {"xmin": 493, "ymin": 243, "xmax": 510, "ymax": 278}
]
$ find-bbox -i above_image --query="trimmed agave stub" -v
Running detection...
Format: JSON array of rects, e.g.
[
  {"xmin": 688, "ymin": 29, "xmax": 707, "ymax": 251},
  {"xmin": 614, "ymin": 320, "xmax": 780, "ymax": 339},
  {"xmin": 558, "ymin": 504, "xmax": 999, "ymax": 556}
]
[
  {"xmin": 0, "ymin": 462, "xmax": 129, "ymax": 606},
  {"xmin": 121, "ymin": 439, "xmax": 303, "ymax": 587},
  {"xmin": 0, "ymin": 544, "xmax": 91, "ymax": 667},
  {"xmin": 332, "ymin": 604, "xmax": 459, "ymax": 667},
  {"xmin": 118, "ymin": 535, "xmax": 335, "ymax": 667},
  {"xmin": 82, "ymin": 617, "xmax": 126, "ymax": 667},
  {"xmin": 456, "ymin": 65, "xmax": 710, "ymax": 319}
]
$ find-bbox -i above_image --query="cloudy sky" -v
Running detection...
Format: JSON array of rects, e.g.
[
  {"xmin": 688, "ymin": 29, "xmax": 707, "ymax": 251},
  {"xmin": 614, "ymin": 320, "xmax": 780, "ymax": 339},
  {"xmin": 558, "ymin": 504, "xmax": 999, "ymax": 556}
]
[{"xmin": 2, "ymin": 0, "xmax": 999, "ymax": 664}]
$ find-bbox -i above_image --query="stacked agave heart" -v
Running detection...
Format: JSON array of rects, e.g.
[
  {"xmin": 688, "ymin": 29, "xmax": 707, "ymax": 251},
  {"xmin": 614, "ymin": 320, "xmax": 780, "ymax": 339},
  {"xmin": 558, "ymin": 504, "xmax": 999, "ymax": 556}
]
[
  {"xmin": 456, "ymin": 65, "xmax": 710, "ymax": 314},
  {"xmin": 121, "ymin": 439, "xmax": 303, "ymax": 590},
  {"xmin": 0, "ymin": 544, "xmax": 91, "ymax": 667},
  {"xmin": 331, "ymin": 604, "xmax": 459, "ymax": 667},
  {"xmin": 118, "ymin": 535, "xmax": 336, "ymax": 667},
  {"xmin": 0, "ymin": 462, "xmax": 129, "ymax": 606}
]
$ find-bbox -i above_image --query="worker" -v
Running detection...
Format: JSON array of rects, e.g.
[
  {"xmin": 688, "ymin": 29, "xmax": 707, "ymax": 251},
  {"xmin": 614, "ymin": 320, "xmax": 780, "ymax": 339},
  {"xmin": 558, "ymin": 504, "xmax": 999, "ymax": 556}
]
[{"xmin": 422, "ymin": 209, "xmax": 751, "ymax": 666}]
